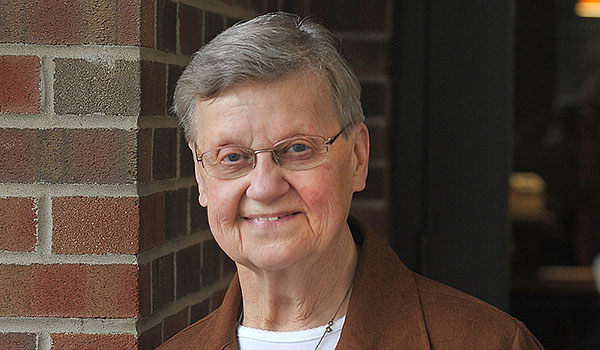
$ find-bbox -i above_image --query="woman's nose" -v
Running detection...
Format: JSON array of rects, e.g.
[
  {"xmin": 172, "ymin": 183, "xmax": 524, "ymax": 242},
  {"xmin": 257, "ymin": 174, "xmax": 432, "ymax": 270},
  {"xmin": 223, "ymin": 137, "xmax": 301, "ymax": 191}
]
[{"xmin": 245, "ymin": 152, "xmax": 290, "ymax": 202}]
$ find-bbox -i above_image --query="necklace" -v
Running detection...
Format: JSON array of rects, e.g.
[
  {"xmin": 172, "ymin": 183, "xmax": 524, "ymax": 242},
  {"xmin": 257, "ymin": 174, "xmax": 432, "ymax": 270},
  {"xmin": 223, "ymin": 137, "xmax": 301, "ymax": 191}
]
[
  {"xmin": 237, "ymin": 282, "xmax": 353, "ymax": 350},
  {"xmin": 313, "ymin": 282, "xmax": 353, "ymax": 350}
]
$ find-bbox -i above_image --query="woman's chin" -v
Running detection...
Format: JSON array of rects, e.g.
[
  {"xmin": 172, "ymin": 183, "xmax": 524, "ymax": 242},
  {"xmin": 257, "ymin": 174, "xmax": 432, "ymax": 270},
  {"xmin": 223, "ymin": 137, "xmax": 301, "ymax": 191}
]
[{"xmin": 241, "ymin": 246, "xmax": 309, "ymax": 273}]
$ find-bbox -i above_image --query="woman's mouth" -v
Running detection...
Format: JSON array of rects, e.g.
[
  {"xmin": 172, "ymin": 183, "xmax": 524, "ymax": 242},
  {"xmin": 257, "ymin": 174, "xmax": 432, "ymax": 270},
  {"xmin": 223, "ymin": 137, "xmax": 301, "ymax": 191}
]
[{"xmin": 243, "ymin": 212, "xmax": 299, "ymax": 223}]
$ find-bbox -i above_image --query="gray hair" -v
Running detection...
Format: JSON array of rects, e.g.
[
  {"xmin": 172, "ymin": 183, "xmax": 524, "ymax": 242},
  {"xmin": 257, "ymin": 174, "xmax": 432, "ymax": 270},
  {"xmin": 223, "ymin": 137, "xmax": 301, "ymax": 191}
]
[{"xmin": 173, "ymin": 12, "xmax": 364, "ymax": 141}]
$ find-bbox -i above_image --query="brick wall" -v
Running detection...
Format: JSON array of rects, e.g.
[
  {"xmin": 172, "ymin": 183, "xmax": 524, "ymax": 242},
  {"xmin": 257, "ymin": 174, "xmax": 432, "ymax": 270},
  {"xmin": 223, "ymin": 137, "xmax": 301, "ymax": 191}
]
[{"xmin": 0, "ymin": 1, "xmax": 391, "ymax": 349}]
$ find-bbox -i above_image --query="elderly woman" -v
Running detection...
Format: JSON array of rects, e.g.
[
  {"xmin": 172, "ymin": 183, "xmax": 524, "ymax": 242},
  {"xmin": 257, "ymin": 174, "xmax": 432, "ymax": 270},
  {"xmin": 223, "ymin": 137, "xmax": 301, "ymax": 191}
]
[{"xmin": 159, "ymin": 12, "xmax": 542, "ymax": 350}]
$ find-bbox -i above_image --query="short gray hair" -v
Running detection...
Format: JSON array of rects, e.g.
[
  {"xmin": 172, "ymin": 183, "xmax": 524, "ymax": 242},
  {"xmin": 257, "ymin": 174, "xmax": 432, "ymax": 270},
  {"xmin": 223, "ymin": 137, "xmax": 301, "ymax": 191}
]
[{"xmin": 173, "ymin": 12, "xmax": 364, "ymax": 141}]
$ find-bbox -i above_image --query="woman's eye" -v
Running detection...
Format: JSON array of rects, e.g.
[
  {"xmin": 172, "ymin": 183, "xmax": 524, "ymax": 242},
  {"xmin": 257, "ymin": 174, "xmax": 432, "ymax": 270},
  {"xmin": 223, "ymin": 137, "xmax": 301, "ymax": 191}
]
[
  {"xmin": 290, "ymin": 143, "xmax": 308, "ymax": 153},
  {"xmin": 225, "ymin": 153, "xmax": 241, "ymax": 162},
  {"xmin": 219, "ymin": 150, "xmax": 245, "ymax": 164}
]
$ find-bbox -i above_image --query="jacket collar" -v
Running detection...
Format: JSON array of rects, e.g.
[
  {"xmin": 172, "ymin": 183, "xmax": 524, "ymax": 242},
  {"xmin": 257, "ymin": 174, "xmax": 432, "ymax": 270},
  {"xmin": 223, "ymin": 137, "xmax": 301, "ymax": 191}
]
[
  {"xmin": 209, "ymin": 216, "xmax": 431, "ymax": 349},
  {"xmin": 337, "ymin": 216, "xmax": 431, "ymax": 348}
]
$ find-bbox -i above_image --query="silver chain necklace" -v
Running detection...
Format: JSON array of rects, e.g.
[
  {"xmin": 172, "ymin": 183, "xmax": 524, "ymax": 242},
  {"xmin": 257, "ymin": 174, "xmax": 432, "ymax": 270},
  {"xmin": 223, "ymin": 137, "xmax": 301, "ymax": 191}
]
[{"xmin": 313, "ymin": 283, "xmax": 353, "ymax": 350}]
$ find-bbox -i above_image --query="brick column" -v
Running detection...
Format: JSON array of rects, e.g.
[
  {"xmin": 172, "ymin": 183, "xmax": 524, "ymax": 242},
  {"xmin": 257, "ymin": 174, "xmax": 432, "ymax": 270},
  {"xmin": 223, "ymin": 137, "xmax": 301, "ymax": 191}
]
[{"xmin": 0, "ymin": 1, "xmax": 262, "ymax": 349}]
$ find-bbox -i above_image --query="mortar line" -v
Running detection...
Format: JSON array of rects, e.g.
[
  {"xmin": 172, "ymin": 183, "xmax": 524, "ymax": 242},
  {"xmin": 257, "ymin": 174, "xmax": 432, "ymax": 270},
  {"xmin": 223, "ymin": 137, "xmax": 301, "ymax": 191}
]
[
  {"xmin": 0, "ymin": 252, "xmax": 137, "ymax": 265},
  {"xmin": 178, "ymin": 0, "xmax": 258, "ymax": 19},
  {"xmin": 37, "ymin": 194, "xmax": 52, "ymax": 256},
  {"xmin": 175, "ymin": 0, "xmax": 181, "ymax": 55},
  {"xmin": 0, "ymin": 183, "xmax": 138, "ymax": 198},
  {"xmin": 137, "ymin": 115, "xmax": 179, "ymax": 129},
  {"xmin": 350, "ymin": 199, "xmax": 388, "ymax": 210},
  {"xmin": 38, "ymin": 332, "xmax": 51, "ymax": 350},
  {"xmin": 175, "ymin": 127, "xmax": 181, "ymax": 179},
  {"xmin": 0, "ymin": 114, "xmax": 139, "ymax": 130},
  {"xmin": 334, "ymin": 32, "xmax": 391, "ymax": 41},
  {"xmin": 137, "ymin": 229, "xmax": 212, "ymax": 265},
  {"xmin": 39, "ymin": 57, "xmax": 53, "ymax": 116},
  {"xmin": 0, "ymin": 317, "xmax": 137, "ymax": 334},
  {"xmin": 0, "ymin": 44, "xmax": 190, "ymax": 66},
  {"xmin": 137, "ymin": 177, "xmax": 197, "ymax": 197},
  {"xmin": 359, "ymin": 75, "xmax": 391, "ymax": 84}
]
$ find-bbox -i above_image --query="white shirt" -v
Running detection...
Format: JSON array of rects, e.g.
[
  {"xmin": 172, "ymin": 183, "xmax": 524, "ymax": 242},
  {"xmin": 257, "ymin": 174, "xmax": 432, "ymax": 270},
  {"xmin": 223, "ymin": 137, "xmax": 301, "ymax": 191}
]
[{"xmin": 237, "ymin": 316, "xmax": 346, "ymax": 350}]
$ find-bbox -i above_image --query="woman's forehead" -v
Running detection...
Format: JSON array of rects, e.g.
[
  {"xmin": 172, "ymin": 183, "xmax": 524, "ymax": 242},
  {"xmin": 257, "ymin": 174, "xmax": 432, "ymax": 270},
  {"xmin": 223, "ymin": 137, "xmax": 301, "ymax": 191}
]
[{"xmin": 194, "ymin": 74, "xmax": 340, "ymax": 145}]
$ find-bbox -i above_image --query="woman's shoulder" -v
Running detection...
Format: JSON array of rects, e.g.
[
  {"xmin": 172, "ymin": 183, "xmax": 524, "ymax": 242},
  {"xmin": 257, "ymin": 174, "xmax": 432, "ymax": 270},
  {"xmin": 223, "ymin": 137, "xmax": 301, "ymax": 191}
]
[{"xmin": 412, "ymin": 273, "xmax": 543, "ymax": 349}]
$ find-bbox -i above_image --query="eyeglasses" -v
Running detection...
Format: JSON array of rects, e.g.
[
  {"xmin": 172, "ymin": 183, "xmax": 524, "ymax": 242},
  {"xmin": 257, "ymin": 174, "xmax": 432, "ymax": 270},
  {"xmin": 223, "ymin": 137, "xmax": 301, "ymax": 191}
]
[{"xmin": 196, "ymin": 126, "xmax": 348, "ymax": 179}]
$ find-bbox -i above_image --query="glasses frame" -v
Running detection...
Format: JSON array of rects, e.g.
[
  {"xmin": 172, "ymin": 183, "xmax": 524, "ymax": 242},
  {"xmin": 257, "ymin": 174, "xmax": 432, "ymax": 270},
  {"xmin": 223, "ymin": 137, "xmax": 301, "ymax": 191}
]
[{"xmin": 196, "ymin": 125, "xmax": 349, "ymax": 179}]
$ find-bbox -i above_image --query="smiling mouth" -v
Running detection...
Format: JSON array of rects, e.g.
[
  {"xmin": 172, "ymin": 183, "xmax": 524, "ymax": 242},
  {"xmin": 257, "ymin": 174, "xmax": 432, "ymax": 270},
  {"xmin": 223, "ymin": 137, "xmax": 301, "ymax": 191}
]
[{"xmin": 243, "ymin": 212, "xmax": 299, "ymax": 222}]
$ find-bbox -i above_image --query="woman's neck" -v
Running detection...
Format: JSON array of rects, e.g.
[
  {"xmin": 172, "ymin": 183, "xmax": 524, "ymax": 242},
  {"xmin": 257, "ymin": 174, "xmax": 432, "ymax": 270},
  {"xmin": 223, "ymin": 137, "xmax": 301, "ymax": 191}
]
[{"xmin": 237, "ymin": 228, "xmax": 358, "ymax": 331}]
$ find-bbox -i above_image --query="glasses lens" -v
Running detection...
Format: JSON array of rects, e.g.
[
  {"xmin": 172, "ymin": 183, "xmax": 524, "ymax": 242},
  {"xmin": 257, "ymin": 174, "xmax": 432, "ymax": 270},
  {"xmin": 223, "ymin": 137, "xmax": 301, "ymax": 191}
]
[
  {"xmin": 201, "ymin": 146, "xmax": 254, "ymax": 179},
  {"xmin": 274, "ymin": 136, "xmax": 328, "ymax": 171}
]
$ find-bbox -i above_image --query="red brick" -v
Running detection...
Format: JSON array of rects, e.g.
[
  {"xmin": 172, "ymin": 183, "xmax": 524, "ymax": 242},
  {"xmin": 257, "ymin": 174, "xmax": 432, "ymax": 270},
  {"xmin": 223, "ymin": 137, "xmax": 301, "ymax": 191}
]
[
  {"xmin": 204, "ymin": 12, "xmax": 224, "ymax": 44},
  {"xmin": 0, "ymin": 265, "xmax": 33, "ymax": 316},
  {"xmin": 27, "ymin": 0, "xmax": 83, "ymax": 44},
  {"xmin": 138, "ymin": 263, "xmax": 152, "ymax": 317},
  {"xmin": 81, "ymin": 0, "xmax": 117, "ymax": 44},
  {"xmin": 343, "ymin": 40, "xmax": 389, "ymax": 76},
  {"xmin": 361, "ymin": 82, "xmax": 388, "ymax": 116},
  {"xmin": 190, "ymin": 299, "xmax": 209, "ymax": 323},
  {"xmin": 117, "ymin": 0, "xmax": 140, "ymax": 45},
  {"xmin": 179, "ymin": 4, "xmax": 203, "ymax": 55},
  {"xmin": 179, "ymin": 128, "xmax": 195, "ymax": 177},
  {"xmin": 190, "ymin": 187, "xmax": 209, "ymax": 232},
  {"xmin": 0, "ymin": 197, "xmax": 37, "ymax": 252},
  {"xmin": 0, "ymin": 129, "xmax": 35, "ymax": 182},
  {"xmin": 167, "ymin": 65, "xmax": 184, "ymax": 116},
  {"xmin": 354, "ymin": 165, "xmax": 386, "ymax": 200},
  {"xmin": 202, "ymin": 240, "xmax": 220, "ymax": 286},
  {"xmin": 165, "ymin": 189, "xmax": 188, "ymax": 241},
  {"xmin": 163, "ymin": 308, "xmax": 189, "ymax": 341},
  {"xmin": 140, "ymin": 0, "xmax": 155, "ymax": 48},
  {"xmin": 0, "ymin": 56, "xmax": 40, "ymax": 113},
  {"xmin": 0, "ymin": 2, "xmax": 28, "ymax": 43},
  {"xmin": 140, "ymin": 61, "xmax": 166, "ymax": 116},
  {"xmin": 221, "ymin": 250, "xmax": 237, "ymax": 276},
  {"xmin": 138, "ymin": 323, "xmax": 162, "ymax": 350},
  {"xmin": 137, "ymin": 129, "xmax": 152, "ymax": 183},
  {"xmin": 152, "ymin": 254, "xmax": 174, "ymax": 312},
  {"xmin": 280, "ymin": 0, "xmax": 306, "ymax": 15},
  {"xmin": 0, "ymin": 333, "xmax": 36, "ymax": 350},
  {"xmin": 77, "ymin": 0, "xmax": 139, "ymax": 45},
  {"xmin": 0, "ymin": 264, "xmax": 138, "ymax": 318},
  {"xmin": 153, "ymin": 128, "xmax": 177, "ymax": 180},
  {"xmin": 310, "ymin": 1, "xmax": 388, "ymax": 32},
  {"xmin": 52, "ymin": 197, "xmax": 139, "ymax": 255},
  {"xmin": 139, "ymin": 193, "xmax": 165, "ymax": 252},
  {"xmin": 35, "ymin": 129, "xmax": 137, "ymax": 184},
  {"xmin": 176, "ymin": 244, "xmax": 201, "ymax": 299},
  {"xmin": 157, "ymin": 0, "xmax": 177, "ymax": 52},
  {"xmin": 368, "ymin": 124, "xmax": 388, "ymax": 161},
  {"xmin": 51, "ymin": 333, "xmax": 137, "ymax": 350},
  {"xmin": 250, "ymin": 0, "xmax": 264, "ymax": 12}
]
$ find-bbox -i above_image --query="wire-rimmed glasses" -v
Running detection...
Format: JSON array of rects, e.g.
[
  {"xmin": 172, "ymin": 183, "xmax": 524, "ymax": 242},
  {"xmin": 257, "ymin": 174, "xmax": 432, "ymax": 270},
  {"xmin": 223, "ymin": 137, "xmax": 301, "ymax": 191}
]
[{"xmin": 196, "ymin": 126, "xmax": 348, "ymax": 179}]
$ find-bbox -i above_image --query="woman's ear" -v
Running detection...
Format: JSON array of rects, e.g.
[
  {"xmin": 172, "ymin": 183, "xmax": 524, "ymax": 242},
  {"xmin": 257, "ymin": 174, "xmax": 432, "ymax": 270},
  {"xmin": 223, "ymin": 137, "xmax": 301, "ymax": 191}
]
[
  {"xmin": 189, "ymin": 141, "xmax": 208, "ymax": 207},
  {"xmin": 351, "ymin": 122, "xmax": 370, "ymax": 193}
]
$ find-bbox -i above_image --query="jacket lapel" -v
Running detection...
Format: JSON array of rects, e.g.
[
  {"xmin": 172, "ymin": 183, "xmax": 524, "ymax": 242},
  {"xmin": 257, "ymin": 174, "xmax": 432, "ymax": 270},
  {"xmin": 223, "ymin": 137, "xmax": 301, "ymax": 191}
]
[
  {"xmin": 336, "ymin": 217, "xmax": 431, "ymax": 349},
  {"xmin": 209, "ymin": 275, "xmax": 242, "ymax": 349}
]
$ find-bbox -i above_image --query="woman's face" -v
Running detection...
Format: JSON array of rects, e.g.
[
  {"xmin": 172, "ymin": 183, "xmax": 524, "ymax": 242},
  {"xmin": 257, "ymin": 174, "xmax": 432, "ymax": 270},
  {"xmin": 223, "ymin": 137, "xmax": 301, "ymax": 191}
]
[{"xmin": 190, "ymin": 73, "xmax": 369, "ymax": 272}]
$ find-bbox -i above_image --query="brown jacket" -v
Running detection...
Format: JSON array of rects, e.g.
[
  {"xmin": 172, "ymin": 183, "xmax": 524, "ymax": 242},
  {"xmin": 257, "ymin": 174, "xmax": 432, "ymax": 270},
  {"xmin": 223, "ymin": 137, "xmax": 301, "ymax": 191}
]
[{"xmin": 157, "ymin": 217, "xmax": 543, "ymax": 349}]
